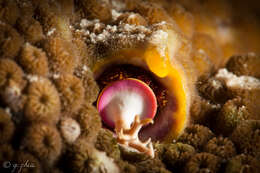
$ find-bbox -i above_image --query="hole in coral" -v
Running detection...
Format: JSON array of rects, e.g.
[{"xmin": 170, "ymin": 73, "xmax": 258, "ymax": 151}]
[
  {"xmin": 43, "ymin": 136, "xmax": 51, "ymax": 147},
  {"xmin": 2, "ymin": 151, "xmax": 9, "ymax": 159},
  {"xmin": 5, "ymin": 72, "xmax": 13, "ymax": 80},
  {"xmin": 33, "ymin": 51, "xmax": 39, "ymax": 60},
  {"xmin": 216, "ymin": 139, "xmax": 225, "ymax": 146},
  {"xmin": 39, "ymin": 95, "xmax": 49, "ymax": 104},
  {"xmin": 84, "ymin": 160, "xmax": 90, "ymax": 167},
  {"xmin": 186, "ymin": 128, "xmax": 197, "ymax": 134},
  {"xmin": 199, "ymin": 161, "xmax": 208, "ymax": 169},
  {"xmin": 4, "ymin": 31, "xmax": 9, "ymax": 39},
  {"xmin": 0, "ymin": 123, "xmax": 4, "ymax": 131},
  {"xmin": 96, "ymin": 64, "xmax": 168, "ymax": 115},
  {"xmin": 95, "ymin": 63, "xmax": 178, "ymax": 141}
]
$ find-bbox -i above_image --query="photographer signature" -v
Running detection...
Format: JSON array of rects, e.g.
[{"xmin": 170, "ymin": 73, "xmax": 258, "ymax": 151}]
[{"xmin": 2, "ymin": 160, "xmax": 35, "ymax": 173}]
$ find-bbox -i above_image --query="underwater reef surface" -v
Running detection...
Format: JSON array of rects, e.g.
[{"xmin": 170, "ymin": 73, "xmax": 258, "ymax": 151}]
[{"xmin": 0, "ymin": 0, "xmax": 260, "ymax": 173}]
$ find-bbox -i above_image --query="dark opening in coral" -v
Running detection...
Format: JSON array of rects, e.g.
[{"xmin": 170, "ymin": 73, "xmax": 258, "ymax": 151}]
[{"xmin": 95, "ymin": 64, "xmax": 178, "ymax": 141}]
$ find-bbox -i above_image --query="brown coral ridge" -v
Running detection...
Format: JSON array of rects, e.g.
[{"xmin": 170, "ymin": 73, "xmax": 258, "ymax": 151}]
[
  {"xmin": 80, "ymin": 0, "xmax": 112, "ymax": 23},
  {"xmin": 0, "ymin": 0, "xmax": 20, "ymax": 26},
  {"xmin": 16, "ymin": 15, "xmax": 45, "ymax": 44},
  {"xmin": 134, "ymin": 157, "xmax": 171, "ymax": 173},
  {"xmin": 216, "ymin": 97, "xmax": 250, "ymax": 135},
  {"xmin": 197, "ymin": 76, "xmax": 229, "ymax": 104},
  {"xmin": 21, "ymin": 122, "xmax": 62, "ymax": 166},
  {"xmin": 54, "ymin": 74, "xmax": 85, "ymax": 115},
  {"xmin": 226, "ymin": 53, "xmax": 260, "ymax": 79},
  {"xmin": 184, "ymin": 153, "xmax": 221, "ymax": 173},
  {"xmin": 160, "ymin": 142, "xmax": 196, "ymax": 172},
  {"xmin": 190, "ymin": 94, "xmax": 221, "ymax": 125},
  {"xmin": 75, "ymin": 103, "xmax": 102, "ymax": 143},
  {"xmin": 95, "ymin": 128, "xmax": 121, "ymax": 160},
  {"xmin": 74, "ymin": 67, "xmax": 100, "ymax": 103},
  {"xmin": 24, "ymin": 78, "xmax": 61, "ymax": 124},
  {"xmin": 19, "ymin": 43, "xmax": 49, "ymax": 76},
  {"xmin": 0, "ymin": 59, "xmax": 27, "ymax": 113},
  {"xmin": 0, "ymin": 58, "xmax": 26, "ymax": 90},
  {"xmin": 65, "ymin": 139, "xmax": 120, "ymax": 173},
  {"xmin": 0, "ymin": 22, "xmax": 24, "ymax": 59},
  {"xmin": 203, "ymin": 137, "xmax": 236, "ymax": 160},
  {"xmin": 225, "ymin": 154, "xmax": 260, "ymax": 173},
  {"xmin": 116, "ymin": 12, "xmax": 147, "ymax": 26},
  {"xmin": 178, "ymin": 124, "xmax": 215, "ymax": 151},
  {"xmin": 231, "ymin": 120, "xmax": 260, "ymax": 157},
  {"xmin": 126, "ymin": 0, "xmax": 173, "ymax": 25},
  {"xmin": 44, "ymin": 36, "xmax": 77, "ymax": 74}
]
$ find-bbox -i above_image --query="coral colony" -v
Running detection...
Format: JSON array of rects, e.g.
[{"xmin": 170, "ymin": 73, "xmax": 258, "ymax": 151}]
[{"xmin": 0, "ymin": 0, "xmax": 260, "ymax": 173}]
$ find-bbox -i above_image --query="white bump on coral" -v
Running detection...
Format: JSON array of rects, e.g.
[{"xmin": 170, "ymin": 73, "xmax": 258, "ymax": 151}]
[
  {"xmin": 215, "ymin": 68, "xmax": 260, "ymax": 90},
  {"xmin": 47, "ymin": 28, "xmax": 56, "ymax": 36},
  {"xmin": 60, "ymin": 117, "xmax": 81, "ymax": 144},
  {"xmin": 111, "ymin": 9, "xmax": 122, "ymax": 20},
  {"xmin": 80, "ymin": 19, "xmax": 93, "ymax": 28}
]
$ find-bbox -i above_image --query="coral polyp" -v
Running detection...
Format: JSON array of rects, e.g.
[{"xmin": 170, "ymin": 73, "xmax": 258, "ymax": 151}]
[
  {"xmin": 226, "ymin": 54, "xmax": 260, "ymax": 79},
  {"xmin": 76, "ymin": 103, "xmax": 102, "ymax": 142},
  {"xmin": 178, "ymin": 124, "xmax": 214, "ymax": 150},
  {"xmin": 117, "ymin": 12, "xmax": 147, "ymax": 26},
  {"xmin": 16, "ymin": 16, "xmax": 45, "ymax": 44},
  {"xmin": 231, "ymin": 120, "xmax": 260, "ymax": 157},
  {"xmin": 44, "ymin": 36, "xmax": 76, "ymax": 74},
  {"xmin": 95, "ymin": 128, "xmax": 120, "ymax": 160},
  {"xmin": 161, "ymin": 142, "xmax": 196, "ymax": 171},
  {"xmin": 54, "ymin": 74, "xmax": 85, "ymax": 115},
  {"xmin": 66, "ymin": 139, "xmax": 120, "ymax": 173},
  {"xmin": 216, "ymin": 97, "xmax": 250, "ymax": 135},
  {"xmin": 19, "ymin": 43, "xmax": 49, "ymax": 76},
  {"xmin": 225, "ymin": 154, "xmax": 260, "ymax": 173},
  {"xmin": 0, "ymin": 58, "xmax": 26, "ymax": 90},
  {"xmin": 203, "ymin": 137, "xmax": 236, "ymax": 160},
  {"xmin": 0, "ymin": 0, "xmax": 20, "ymax": 26},
  {"xmin": 24, "ymin": 78, "xmax": 61, "ymax": 123},
  {"xmin": 80, "ymin": 0, "xmax": 112, "ymax": 22},
  {"xmin": 21, "ymin": 122, "xmax": 62, "ymax": 166},
  {"xmin": 185, "ymin": 153, "xmax": 221, "ymax": 173},
  {"xmin": 0, "ymin": 22, "xmax": 23, "ymax": 59}
]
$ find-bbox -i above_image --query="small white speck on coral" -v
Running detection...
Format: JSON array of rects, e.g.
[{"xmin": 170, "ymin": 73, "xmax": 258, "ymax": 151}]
[
  {"xmin": 111, "ymin": 9, "xmax": 122, "ymax": 20},
  {"xmin": 150, "ymin": 30, "xmax": 168, "ymax": 57},
  {"xmin": 5, "ymin": 107, "xmax": 12, "ymax": 117},
  {"xmin": 47, "ymin": 28, "xmax": 56, "ymax": 36}
]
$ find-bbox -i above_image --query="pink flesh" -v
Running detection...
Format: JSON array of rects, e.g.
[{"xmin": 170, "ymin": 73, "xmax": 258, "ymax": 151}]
[{"xmin": 97, "ymin": 78, "xmax": 157, "ymax": 129}]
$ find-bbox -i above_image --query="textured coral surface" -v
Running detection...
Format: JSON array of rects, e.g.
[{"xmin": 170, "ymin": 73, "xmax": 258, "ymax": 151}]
[{"xmin": 0, "ymin": 0, "xmax": 260, "ymax": 173}]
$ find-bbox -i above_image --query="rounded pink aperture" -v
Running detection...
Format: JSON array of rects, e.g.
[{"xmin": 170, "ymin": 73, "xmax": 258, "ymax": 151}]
[{"xmin": 97, "ymin": 78, "xmax": 157, "ymax": 129}]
